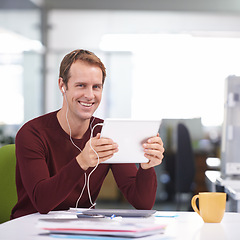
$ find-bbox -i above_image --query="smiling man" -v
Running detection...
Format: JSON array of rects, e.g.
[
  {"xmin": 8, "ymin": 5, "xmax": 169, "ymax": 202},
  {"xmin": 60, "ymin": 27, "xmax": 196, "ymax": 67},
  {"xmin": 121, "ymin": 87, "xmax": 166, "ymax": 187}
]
[{"xmin": 11, "ymin": 49, "xmax": 165, "ymax": 219}]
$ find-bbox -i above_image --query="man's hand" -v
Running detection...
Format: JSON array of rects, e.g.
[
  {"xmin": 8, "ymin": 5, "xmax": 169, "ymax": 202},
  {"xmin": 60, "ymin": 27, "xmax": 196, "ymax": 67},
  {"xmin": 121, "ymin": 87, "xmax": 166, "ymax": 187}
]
[
  {"xmin": 141, "ymin": 133, "xmax": 164, "ymax": 170},
  {"xmin": 76, "ymin": 133, "xmax": 118, "ymax": 171}
]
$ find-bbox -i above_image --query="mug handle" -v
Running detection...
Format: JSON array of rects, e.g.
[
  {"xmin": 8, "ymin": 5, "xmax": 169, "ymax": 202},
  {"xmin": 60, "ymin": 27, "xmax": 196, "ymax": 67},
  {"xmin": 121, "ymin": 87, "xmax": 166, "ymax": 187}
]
[{"xmin": 191, "ymin": 194, "xmax": 200, "ymax": 215}]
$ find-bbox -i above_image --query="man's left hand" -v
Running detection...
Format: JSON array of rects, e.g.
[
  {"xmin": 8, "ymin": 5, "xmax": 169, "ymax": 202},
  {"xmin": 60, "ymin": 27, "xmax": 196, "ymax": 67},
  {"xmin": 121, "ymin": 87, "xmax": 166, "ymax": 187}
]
[{"xmin": 141, "ymin": 133, "xmax": 164, "ymax": 170}]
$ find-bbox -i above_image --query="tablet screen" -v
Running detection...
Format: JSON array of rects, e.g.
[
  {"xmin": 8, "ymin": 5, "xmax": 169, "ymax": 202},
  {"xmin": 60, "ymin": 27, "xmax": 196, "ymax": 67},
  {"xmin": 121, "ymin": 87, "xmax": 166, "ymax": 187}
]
[{"xmin": 100, "ymin": 119, "xmax": 161, "ymax": 163}]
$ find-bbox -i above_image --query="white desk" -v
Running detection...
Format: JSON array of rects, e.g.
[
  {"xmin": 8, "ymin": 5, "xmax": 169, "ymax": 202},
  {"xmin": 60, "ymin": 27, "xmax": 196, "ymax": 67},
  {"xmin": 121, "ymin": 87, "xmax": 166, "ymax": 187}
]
[{"xmin": 1, "ymin": 210, "xmax": 240, "ymax": 240}]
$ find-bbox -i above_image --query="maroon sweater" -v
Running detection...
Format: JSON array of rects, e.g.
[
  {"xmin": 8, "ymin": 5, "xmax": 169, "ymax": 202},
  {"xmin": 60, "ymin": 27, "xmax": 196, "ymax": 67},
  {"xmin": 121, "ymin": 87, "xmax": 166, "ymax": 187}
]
[{"xmin": 11, "ymin": 111, "xmax": 157, "ymax": 219}]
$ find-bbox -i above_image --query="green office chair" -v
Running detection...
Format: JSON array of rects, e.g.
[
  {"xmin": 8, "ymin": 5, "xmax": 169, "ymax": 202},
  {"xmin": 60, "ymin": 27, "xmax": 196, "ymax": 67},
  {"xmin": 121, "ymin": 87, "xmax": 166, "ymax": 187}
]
[{"xmin": 0, "ymin": 144, "xmax": 17, "ymax": 223}]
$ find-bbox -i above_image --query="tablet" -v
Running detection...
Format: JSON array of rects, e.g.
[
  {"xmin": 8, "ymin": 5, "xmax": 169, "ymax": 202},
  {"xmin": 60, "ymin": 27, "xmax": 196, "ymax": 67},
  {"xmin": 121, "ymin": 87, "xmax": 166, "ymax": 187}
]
[
  {"xmin": 100, "ymin": 119, "xmax": 161, "ymax": 163},
  {"xmin": 82, "ymin": 208, "xmax": 156, "ymax": 218}
]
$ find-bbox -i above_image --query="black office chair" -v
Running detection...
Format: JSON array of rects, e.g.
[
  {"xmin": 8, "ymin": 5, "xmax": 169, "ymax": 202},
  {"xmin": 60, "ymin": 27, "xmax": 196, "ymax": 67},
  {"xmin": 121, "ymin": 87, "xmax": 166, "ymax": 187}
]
[{"xmin": 175, "ymin": 123, "xmax": 195, "ymax": 210}]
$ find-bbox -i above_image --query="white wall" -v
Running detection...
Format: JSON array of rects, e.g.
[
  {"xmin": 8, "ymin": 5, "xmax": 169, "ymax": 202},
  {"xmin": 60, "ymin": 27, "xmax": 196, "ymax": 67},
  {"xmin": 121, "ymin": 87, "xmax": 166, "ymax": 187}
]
[
  {"xmin": 0, "ymin": 10, "xmax": 40, "ymax": 40},
  {"xmin": 48, "ymin": 10, "xmax": 240, "ymax": 51}
]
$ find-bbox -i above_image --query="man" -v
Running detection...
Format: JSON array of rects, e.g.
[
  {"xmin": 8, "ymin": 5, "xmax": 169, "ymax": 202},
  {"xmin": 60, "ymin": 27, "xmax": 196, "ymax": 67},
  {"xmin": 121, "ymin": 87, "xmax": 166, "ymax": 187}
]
[{"xmin": 11, "ymin": 49, "xmax": 164, "ymax": 219}]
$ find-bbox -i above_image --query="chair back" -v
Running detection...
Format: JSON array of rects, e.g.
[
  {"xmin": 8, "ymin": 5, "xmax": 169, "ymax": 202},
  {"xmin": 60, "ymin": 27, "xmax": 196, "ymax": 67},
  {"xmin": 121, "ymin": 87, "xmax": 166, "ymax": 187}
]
[
  {"xmin": 176, "ymin": 123, "xmax": 195, "ymax": 193},
  {"xmin": 0, "ymin": 144, "xmax": 17, "ymax": 223}
]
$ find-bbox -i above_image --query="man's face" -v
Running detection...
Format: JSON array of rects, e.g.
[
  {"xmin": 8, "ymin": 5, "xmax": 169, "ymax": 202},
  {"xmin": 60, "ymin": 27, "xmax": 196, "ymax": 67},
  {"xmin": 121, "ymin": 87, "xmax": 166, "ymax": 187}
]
[{"xmin": 64, "ymin": 60, "xmax": 103, "ymax": 122}]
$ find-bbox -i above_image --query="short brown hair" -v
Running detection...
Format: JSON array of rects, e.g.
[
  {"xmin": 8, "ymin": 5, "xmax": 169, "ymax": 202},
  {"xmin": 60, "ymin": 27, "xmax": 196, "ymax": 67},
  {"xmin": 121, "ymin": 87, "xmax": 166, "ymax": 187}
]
[{"xmin": 59, "ymin": 49, "xmax": 106, "ymax": 87}]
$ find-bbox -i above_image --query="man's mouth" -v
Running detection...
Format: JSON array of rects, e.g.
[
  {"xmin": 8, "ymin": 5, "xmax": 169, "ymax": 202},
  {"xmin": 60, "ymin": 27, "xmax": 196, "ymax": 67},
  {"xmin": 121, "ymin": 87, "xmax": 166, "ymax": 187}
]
[{"xmin": 79, "ymin": 101, "xmax": 94, "ymax": 107}]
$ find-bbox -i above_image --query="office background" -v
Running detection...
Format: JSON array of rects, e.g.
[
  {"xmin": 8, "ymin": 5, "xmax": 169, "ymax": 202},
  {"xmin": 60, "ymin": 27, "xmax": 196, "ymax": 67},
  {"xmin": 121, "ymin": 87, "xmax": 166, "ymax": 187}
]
[{"xmin": 1, "ymin": 0, "xmax": 240, "ymax": 209}]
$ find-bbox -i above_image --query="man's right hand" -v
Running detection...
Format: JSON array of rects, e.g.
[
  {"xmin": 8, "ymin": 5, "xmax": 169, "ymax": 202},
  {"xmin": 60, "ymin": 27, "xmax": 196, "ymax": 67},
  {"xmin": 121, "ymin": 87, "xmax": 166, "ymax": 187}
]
[{"xmin": 76, "ymin": 133, "xmax": 118, "ymax": 170}]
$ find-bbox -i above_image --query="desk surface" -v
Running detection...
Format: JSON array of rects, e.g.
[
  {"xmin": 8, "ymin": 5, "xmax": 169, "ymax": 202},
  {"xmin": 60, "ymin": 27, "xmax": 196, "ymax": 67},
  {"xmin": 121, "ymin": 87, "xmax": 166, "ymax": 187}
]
[{"xmin": 1, "ymin": 210, "xmax": 240, "ymax": 240}]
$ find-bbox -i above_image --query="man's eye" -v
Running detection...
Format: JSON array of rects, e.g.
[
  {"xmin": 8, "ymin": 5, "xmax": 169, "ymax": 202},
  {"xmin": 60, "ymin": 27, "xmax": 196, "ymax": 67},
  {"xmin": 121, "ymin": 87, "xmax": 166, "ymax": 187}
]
[{"xmin": 93, "ymin": 85, "xmax": 102, "ymax": 89}]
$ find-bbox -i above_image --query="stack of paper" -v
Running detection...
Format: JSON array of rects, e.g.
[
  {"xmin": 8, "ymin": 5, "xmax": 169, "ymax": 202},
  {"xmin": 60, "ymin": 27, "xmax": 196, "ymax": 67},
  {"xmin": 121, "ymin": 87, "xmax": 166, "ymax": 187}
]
[{"xmin": 38, "ymin": 218, "xmax": 166, "ymax": 238}]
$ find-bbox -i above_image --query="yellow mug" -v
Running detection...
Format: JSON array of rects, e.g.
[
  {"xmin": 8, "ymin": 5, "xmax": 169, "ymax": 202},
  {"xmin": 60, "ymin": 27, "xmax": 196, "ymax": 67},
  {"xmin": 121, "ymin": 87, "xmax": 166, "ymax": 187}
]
[{"xmin": 191, "ymin": 192, "xmax": 226, "ymax": 223}]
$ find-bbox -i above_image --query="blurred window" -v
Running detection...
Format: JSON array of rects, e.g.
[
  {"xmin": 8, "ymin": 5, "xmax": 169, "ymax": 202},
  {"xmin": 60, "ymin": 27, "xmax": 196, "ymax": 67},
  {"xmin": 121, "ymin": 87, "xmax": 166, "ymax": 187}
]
[{"xmin": 101, "ymin": 34, "xmax": 240, "ymax": 126}]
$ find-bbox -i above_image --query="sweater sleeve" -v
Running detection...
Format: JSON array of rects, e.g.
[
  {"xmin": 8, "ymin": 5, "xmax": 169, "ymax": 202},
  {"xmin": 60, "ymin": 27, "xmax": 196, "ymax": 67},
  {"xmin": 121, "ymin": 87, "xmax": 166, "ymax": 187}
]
[
  {"xmin": 15, "ymin": 124, "xmax": 85, "ymax": 214},
  {"xmin": 111, "ymin": 164, "xmax": 157, "ymax": 209}
]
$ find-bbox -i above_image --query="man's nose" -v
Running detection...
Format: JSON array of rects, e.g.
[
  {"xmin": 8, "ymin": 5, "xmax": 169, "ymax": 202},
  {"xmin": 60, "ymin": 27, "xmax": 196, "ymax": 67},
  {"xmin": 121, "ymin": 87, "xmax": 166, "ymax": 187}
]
[{"xmin": 84, "ymin": 87, "xmax": 94, "ymax": 99}]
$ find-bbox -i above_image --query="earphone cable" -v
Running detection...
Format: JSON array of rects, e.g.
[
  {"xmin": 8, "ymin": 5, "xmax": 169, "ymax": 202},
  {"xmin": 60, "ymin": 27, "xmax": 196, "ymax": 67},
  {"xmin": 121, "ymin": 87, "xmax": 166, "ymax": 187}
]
[
  {"xmin": 87, "ymin": 123, "xmax": 104, "ymax": 208},
  {"xmin": 63, "ymin": 89, "xmax": 102, "ymax": 209}
]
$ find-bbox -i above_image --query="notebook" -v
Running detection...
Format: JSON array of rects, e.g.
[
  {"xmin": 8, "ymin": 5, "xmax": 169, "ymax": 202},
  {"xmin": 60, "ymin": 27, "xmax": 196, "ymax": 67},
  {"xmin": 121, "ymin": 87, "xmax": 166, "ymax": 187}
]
[{"xmin": 100, "ymin": 119, "xmax": 161, "ymax": 164}]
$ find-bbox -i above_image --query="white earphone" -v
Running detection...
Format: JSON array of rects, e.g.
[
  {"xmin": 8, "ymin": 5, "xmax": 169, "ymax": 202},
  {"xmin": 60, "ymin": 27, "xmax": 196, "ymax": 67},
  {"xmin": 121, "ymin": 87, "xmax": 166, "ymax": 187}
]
[{"xmin": 62, "ymin": 87, "xmax": 65, "ymax": 93}]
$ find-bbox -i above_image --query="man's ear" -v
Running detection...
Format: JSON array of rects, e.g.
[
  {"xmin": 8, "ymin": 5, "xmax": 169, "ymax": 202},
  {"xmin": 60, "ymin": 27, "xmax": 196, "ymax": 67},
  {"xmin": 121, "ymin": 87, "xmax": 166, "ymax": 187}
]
[{"xmin": 58, "ymin": 77, "xmax": 65, "ymax": 94}]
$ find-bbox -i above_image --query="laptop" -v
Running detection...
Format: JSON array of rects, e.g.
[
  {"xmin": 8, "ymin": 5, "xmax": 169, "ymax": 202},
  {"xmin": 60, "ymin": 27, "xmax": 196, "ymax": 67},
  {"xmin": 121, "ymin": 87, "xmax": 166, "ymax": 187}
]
[{"xmin": 100, "ymin": 119, "xmax": 161, "ymax": 164}]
